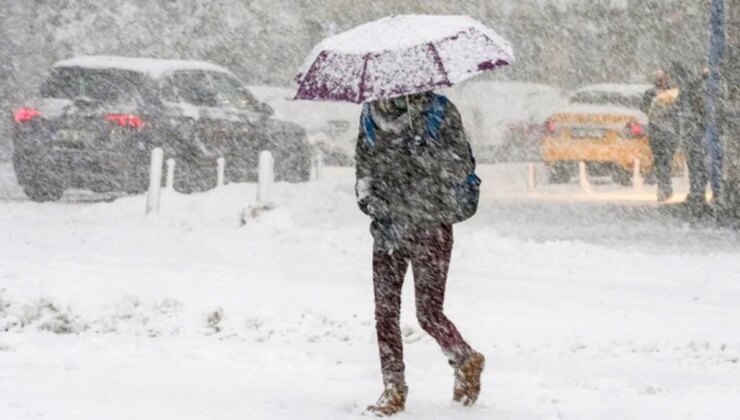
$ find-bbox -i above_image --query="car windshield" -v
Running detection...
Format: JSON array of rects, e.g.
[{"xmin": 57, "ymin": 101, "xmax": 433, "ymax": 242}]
[
  {"xmin": 570, "ymin": 90, "xmax": 643, "ymax": 109},
  {"xmin": 40, "ymin": 67, "xmax": 150, "ymax": 104}
]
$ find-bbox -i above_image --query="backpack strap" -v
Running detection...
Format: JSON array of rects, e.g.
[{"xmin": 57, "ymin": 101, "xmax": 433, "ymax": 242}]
[
  {"xmin": 361, "ymin": 103, "xmax": 377, "ymax": 147},
  {"xmin": 426, "ymin": 94, "xmax": 448, "ymax": 141}
]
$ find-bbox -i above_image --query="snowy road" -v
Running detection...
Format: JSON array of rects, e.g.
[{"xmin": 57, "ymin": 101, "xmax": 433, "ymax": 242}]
[{"xmin": 1, "ymin": 165, "xmax": 739, "ymax": 419}]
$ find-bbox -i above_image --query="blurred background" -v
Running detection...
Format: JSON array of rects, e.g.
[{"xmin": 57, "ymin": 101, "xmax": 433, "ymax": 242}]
[{"xmin": 0, "ymin": 0, "xmax": 710, "ymax": 160}]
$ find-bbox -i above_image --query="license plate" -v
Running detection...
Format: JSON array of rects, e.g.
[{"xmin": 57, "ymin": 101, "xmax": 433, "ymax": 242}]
[
  {"xmin": 570, "ymin": 127, "xmax": 605, "ymax": 139},
  {"xmin": 55, "ymin": 130, "xmax": 95, "ymax": 147}
]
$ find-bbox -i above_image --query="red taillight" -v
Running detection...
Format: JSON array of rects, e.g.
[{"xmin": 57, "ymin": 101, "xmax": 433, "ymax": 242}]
[
  {"xmin": 14, "ymin": 107, "xmax": 41, "ymax": 124},
  {"xmin": 105, "ymin": 114, "xmax": 145, "ymax": 129},
  {"xmin": 545, "ymin": 119, "xmax": 557, "ymax": 134},
  {"xmin": 626, "ymin": 121, "xmax": 644, "ymax": 138}
]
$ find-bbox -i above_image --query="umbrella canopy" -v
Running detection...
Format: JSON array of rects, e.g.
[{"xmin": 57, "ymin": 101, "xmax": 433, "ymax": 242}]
[{"xmin": 295, "ymin": 15, "xmax": 515, "ymax": 104}]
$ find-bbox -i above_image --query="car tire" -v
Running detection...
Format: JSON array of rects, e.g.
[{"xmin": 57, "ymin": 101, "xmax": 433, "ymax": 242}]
[
  {"xmin": 283, "ymin": 161, "xmax": 311, "ymax": 183},
  {"xmin": 23, "ymin": 178, "xmax": 64, "ymax": 202},
  {"xmin": 611, "ymin": 168, "xmax": 633, "ymax": 186},
  {"xmin": 173, "ymin": 157, "xmax": 218, "ymax": 194},
  {"xmin": 547, "ymin": 163, "xmax": 572, "ymax": 184}
]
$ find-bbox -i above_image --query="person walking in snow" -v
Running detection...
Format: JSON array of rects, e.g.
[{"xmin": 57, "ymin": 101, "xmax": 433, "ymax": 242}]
[
  {"xmin": 647, "ymin": 68, "xmax": 681, "ymax": 202},
  {"xmin": 355, "ymin": 91, "xmax": 484, "ymax": 416}
]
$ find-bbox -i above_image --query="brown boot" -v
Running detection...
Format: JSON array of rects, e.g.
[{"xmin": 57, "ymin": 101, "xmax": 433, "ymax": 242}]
[
  {"xmin": 452, "ymin": 351, "xmax": 485, "ymax": 406},
  {"xmin": 365, "ymin": 383, "xmax": 408, "ymax": 417}
]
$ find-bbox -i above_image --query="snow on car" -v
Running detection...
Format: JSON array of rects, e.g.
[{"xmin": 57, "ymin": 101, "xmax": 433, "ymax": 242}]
[
  {"xmin": 247, "ymin": 85, "xmax": 360, "ymax": 166},
  {"xmin": 541, "ymin": 83, "xmax": 656, "ymax": 185},
  {"xmin": 12, "ymin": 56, "xmax": 312, "ymax": 201}
]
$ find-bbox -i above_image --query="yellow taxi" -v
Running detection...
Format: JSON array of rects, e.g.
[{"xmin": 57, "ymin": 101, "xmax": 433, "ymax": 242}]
[{"xmin": 541, "ymin": 84, "xmax": 655, "ymax": 185}]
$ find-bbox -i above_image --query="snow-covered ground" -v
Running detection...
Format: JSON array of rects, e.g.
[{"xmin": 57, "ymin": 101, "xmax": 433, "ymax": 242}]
[{"xmin": 1, "ymin": 165, "xmax": 739, "ymax": 419}]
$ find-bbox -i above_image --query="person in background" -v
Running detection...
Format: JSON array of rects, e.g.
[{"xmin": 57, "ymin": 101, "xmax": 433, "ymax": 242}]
[
  {"xmin": 642, "ymin": 69, "xmax": 670, "ymax": 114},
  {"xmin": 676, "ymin": 66, "xmax": 711, "ymax": 214},
  {"xmin": 648, "ymin": 68, "xmax": 681, "ymax": 202},
  {"xmin": 355, "ymin": 91, "xmax": 484, "ymax": 417}
]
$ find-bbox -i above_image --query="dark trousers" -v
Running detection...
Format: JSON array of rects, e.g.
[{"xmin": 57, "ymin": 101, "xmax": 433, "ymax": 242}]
[
  {"xmin": 649, "ymin": 126, "xmax": 680, "ymax": 198},
  {"xmin": 372, "ymin": 223, "xmax": 473, "ymax": 387},
  {"xmin": 684, "ymin": 127, "xmax": 709, "ymax": 202}
]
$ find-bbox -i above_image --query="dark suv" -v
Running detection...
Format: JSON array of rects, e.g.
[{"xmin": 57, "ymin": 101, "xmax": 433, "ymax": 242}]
[{"xmin": 12, "ymin": 56, "xmax": 311, "ymax": 201}]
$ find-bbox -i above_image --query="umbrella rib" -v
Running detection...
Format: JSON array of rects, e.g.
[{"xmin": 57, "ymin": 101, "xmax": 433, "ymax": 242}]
[
  {"xmin": 427, "ymin": 43, "xmax": 451, "ymax": 87},
  {"xmin": 358, "ymin": 53, "xmax": 372, "ymax": 103}
]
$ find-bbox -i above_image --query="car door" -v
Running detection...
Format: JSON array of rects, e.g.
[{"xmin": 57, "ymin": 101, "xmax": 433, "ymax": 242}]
[
  {"xmin": 206, "ymin": 72, "xmax": 270, "ymax": 181},
  {"xmin": 160, "ymin": 70, "xmax": 228, "ymax": 161}
]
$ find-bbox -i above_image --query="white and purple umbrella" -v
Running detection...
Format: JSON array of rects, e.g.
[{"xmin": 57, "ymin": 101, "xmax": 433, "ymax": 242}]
[{"xmin": 295, "ymin": 15, "xmax": 515, "ymax": 104}]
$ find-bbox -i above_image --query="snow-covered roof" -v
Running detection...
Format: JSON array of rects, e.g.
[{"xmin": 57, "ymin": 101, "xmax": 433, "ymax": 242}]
[
  {"xmin": 575, "ymin": 84, "xmax": 652, "ymax": 97},
  {"xmin": 53, "ymin": 56, "xmax": 232, "ymax": 79}
]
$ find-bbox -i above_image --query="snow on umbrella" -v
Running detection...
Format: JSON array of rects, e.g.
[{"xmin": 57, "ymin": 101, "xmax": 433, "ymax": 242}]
[{"xmin": 294, "ymin": 15, "xmax": 515, "ymax": 104}]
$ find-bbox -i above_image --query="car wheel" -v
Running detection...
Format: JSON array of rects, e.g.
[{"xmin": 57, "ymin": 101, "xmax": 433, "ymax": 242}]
[
  {"xmin": 611, "ymin": 168, "xmax": 633, "ymax": 186},
  {"xmin": 283, "ymin": 162, "xmax": 311, "ymax": 183},
  {"xmin": 547, "ymin": 163, "xmax": 572, "ymax": 184},
  {"xmin": 23, "ymin": 178, "xmax": 64, "ymax": 202},
  {"xmin": 174, "ymin": 157, "xmax": 218, "ymax": 194},
  {"xmin": 280, "ymin": 154, "xmax": 312, "ymax": 183}
]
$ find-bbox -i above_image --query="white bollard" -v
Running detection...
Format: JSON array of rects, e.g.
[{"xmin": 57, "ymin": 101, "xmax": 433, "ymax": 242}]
[
  {"xmin": 165, "ymin": 159, "xmax": 175, "ymax": 190},
  {"xmin": 217, "ymin": 157, "xmax": 226, "ymax": 188},
  {"xmin": 313, "ymin": 152, "xmax": 324, "ymax": 181},
  {"xmin": 683, "ymin": 159, "xmax": 690, "ymax": 186},
  {"xmin": 146, "ymin": 148, "xmax": 164, "ymax": 215},
  {"xmin": 579, "ymin": 161, "xmax": 592, "ymax": 194},
  {"xmin": 257, "ymin": 151, "xmax": 275, "ymax": 205},
  {"xmin": 633, "ymin": 159, "xmax": 644, "ymax": 190},
  {"xmin": 527, "ymin": 163, "xmax": 537, "ymax": 193}
]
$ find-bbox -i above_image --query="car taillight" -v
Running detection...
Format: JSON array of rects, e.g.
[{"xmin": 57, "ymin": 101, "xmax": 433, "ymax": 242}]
[
  {"xmin": 625, "ymin": 121, "xmax": 644, "ymax": 138},
  {"xmin": 105, "ymin": 114, "xmax": 145, "ymax": 129},
  {"xmin": 545, "ymin": 119, "xmax": 557, "ymax": 134},
  {"xmin": 14, "ymin": 107, "xmax": 41, "ymax": 124}
]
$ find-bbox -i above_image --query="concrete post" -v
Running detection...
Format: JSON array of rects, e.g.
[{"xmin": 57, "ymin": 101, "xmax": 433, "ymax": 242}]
[
  {"xmin": 579, "ymin": 162, "xmax": 592, "ymax": 194},
  {"xmin": 217, "ymin": 157, "xmax": 226, "ymax": 188},
  {"xmin": 257, "ymin": 151, "xmax": 274, "ymax": 205},
  {"xmin": 165, "ymin": 159, "xmax": 175, "ymax": 190},
  {"xmin": 313, "ymin": 151, "xmax": 324, "ymax": 181},
  {"xmin": 633, "ymin": 159, "xmax": 644, "ymax": 191},
  {"xmin": 146, "ymin": 148, "xmax": 164, "ymax": 215},
  {"xmin": 527, "ymin": 163, "xmax": 537, "ymax": 193}
]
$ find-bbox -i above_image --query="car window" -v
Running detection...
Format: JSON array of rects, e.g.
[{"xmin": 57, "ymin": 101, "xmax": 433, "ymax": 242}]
[
  {"xmin": 208, "ymin": 73, "xmax": 261, "ymax": 112},
  {"xmin": 164, "ymin": 71, "xmax": 218, "ymax": 107},
  {"xmin": 570, "ymin": 91, "xmax": 643, "ymax": 109},
  {"xmin": 40, "ymin": 67, "xmax": 149, "ymax": 104}
]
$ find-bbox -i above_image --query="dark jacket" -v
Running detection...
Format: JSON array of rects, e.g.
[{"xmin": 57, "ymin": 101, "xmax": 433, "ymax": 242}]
[
  {"xmin": 677, "ymin": 77, "xmax": 708, "ymax": 135},
  {"xmin": 355, "ymin": 94, "xmax": 475, "ymax": 249}
]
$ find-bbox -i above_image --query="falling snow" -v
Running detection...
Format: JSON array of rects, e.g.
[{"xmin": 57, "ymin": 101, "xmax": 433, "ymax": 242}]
[{"xmin": 1, "ymin": 1, "xmax": 740, "ymax": 419}]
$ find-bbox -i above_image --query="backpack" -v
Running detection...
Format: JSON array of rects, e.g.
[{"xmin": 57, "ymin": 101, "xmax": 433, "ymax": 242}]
[{"xmin": 362, "ymin": 94, "xmax": 481, "ymax": 224}]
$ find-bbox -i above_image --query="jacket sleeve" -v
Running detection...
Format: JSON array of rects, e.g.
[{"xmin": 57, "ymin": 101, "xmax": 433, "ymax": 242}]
[{"xmin": 355, "ymin": 111, "xmax": 389, "ymax": 219}]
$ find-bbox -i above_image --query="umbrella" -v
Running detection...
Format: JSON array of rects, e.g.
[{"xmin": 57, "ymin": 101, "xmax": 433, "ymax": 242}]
[{"xmin": 295, "ymin": 15, "xmax": 515, "ymax": 104}]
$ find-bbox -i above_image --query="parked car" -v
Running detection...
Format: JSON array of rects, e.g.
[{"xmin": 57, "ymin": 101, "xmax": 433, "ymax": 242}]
[
  {"xmin": 247, "ymin": 85, "xmax": 359, "ymax": 166},
  {"xmin": 495, "ymin": 121, "xmax": 547, "ymax": 163},
  {"xmin": 12, "ymin": 56, "xmax": 312, "ymax": 201},
  {"xmin": 541, "ymin": 84, "xmax": 656, "ymax": 185},
  {"xmin": 446, "ymin": 81, "xmax": 567, "ymax": 163}
]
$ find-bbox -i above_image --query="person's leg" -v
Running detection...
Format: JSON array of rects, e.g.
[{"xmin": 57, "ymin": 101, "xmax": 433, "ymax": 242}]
[
  {"xmin": 685, "ymin": 128, "xmax": 709, "ymax": 202},
  {"xmin": 373, "ymin": 247, "xmax": 410, "ymax": 388},
  {"xmin": 410, "ymin": 224, "xmax": 472, "ymax": 364},
  {"xmin": 652, "ymin": 130, "xmax": 674, "ymax": 200},
  {"xmin": 410, "ymin": 224, "xmax": 484, "ymax": 406}
]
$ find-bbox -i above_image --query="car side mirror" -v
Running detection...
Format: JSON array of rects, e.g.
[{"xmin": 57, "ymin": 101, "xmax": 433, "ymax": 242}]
[{"xmin": 260, "ymin": 103, "xmax": 274, "ymax": 117}]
